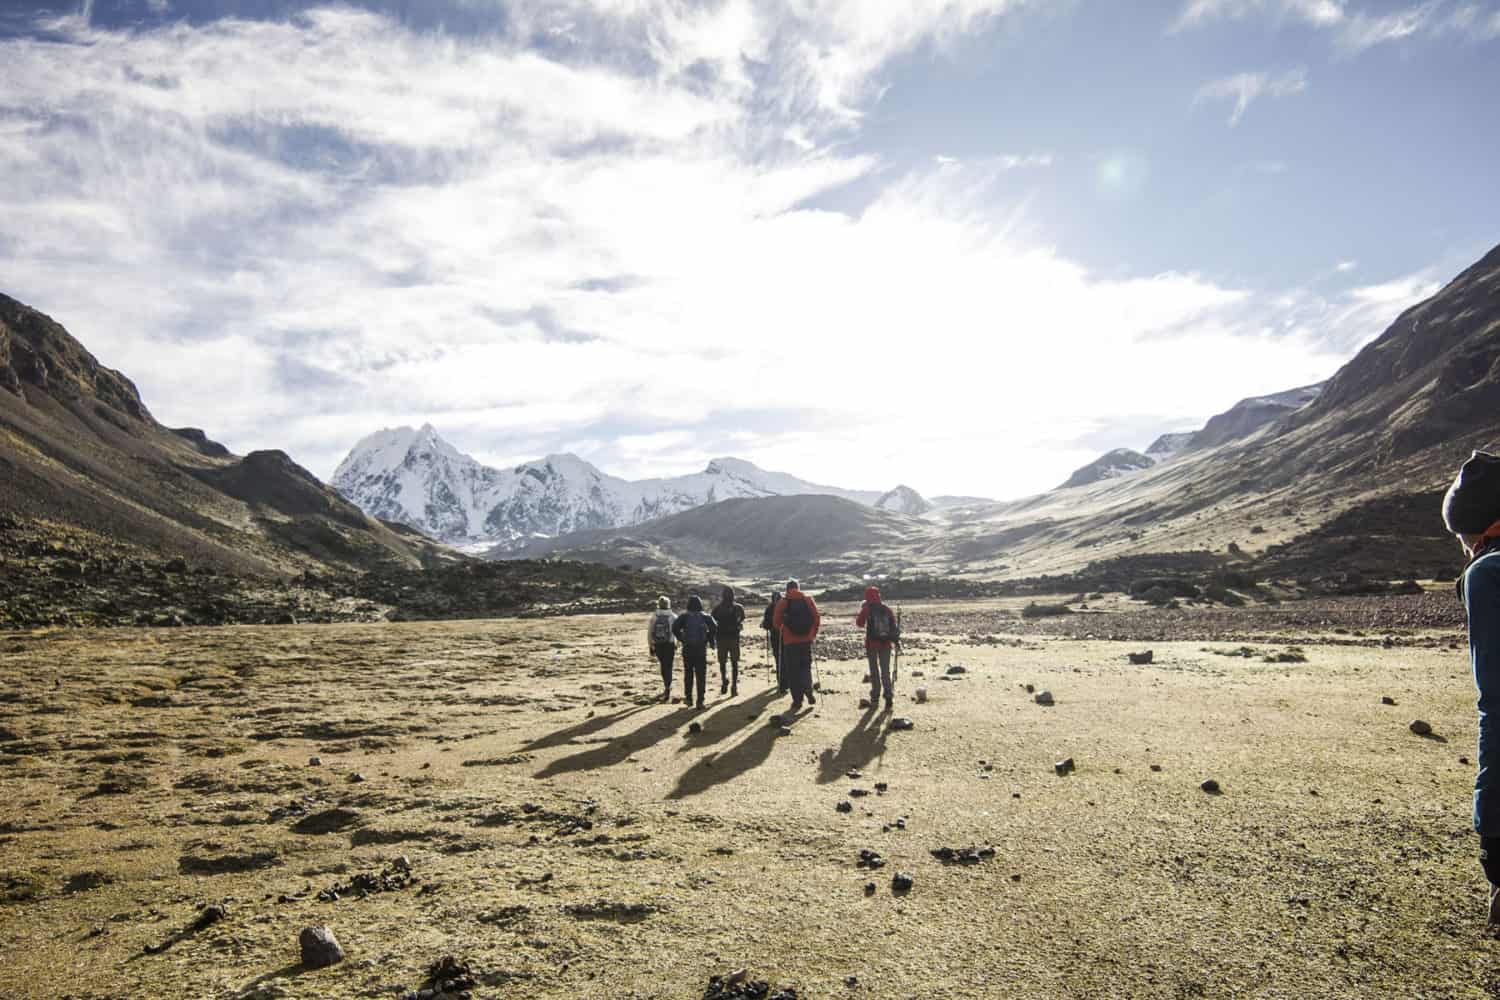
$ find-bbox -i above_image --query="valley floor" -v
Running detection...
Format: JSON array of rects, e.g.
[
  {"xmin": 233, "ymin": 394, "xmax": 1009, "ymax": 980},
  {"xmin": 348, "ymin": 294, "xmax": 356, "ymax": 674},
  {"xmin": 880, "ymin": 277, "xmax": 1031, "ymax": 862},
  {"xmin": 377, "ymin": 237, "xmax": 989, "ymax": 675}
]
[{"xmin": 0, "ymin": 598, "xmax": 1493, "ymax": 999}]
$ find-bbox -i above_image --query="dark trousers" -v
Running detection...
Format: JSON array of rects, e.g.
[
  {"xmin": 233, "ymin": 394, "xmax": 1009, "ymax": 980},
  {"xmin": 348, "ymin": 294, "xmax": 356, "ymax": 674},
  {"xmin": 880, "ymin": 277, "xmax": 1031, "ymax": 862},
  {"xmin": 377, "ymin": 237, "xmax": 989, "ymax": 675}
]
[
  {"xmin": 866, "ymin": 647, "xmax": 893, "ymax": 699},
  {"xmin": 717, "ymin": 635, "xmax": 741, "ymax": 686},
  {"xmin": 784, "ymin": 642, "xmax": 813, "ymax": 709},
  {"xmin": 682, "ymin": 644, "xmax": 708, "ymax": 704},
  {"xmin": 1483, "ymin": 836, "xmax": 1500, "ymax": 884},
  {"xmin": 768, "ymin": 633, "xmax": 784, "ymax": 690},
  {"xmin": 654, "ymin": 643, "xmax": 675, "ymax": 694}
]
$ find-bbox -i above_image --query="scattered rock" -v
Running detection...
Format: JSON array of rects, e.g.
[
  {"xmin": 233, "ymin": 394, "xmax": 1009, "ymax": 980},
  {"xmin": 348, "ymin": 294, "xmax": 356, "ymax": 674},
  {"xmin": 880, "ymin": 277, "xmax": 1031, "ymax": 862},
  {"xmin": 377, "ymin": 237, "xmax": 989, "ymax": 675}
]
[
  {"xmin": 836, "ymin": 801, "xmax": 853, "ymax": 814},
  {"xmin": 914, "ymin": 687, "xmax": 928, "ymax": 703},
  {"xmin": 1200, "ymin": 779, "xmax": 1222, "ymax": 795},
  {"xmin": 945, "ymin": 665, "xmax": 967, "ymax": 675},
  {"xmin": 874, "ymin": 782, "xmax": 888, "ymax": 794},
  {"xmin": 298, "ymin": 925, "xmax": 344, "ymax": 969},
  {"xmin": 863, "ymin": 882, "xmax": 876, "ymax": 896},
  {"xmin": 564, "ymin": 900, "xmax": 660, "ymax": 922},
  {"xmin": 849, "ymin": 788, "xmax": 870, "ymax": 798},
  {"xmin": 1409, "ymin": 720, "xmax": 1433, "ymax": 737},
  {"xmin": 291, "ymin": 807, "xmax": 362, "ymax": 836},
  {"xmin": 688, "ymin": 722, "xmax": 703, "ymax": 735},
  {"xmin": 1054, "ymin": 758, "xmax": 1075, "ymax": 776},
  {"xmin": 1381, "ymin": 696, "xmax": 1397, "ymax": 706},
  {"xmin": 1149, "ymin": 764, "xmax": 1162, "ymax": 773},
  {"xmin": 891, "ymin": 872, "xmax": 914, "ymax": 894},
  {"xmin": 889, "ymin": 718, "xmax": 914, "ymax": 731},
  {"xmin": 1034, "ymin": 691, "xmax": 1055, "ymax": 707},
  {"xmin": 1128, "ymin": 651, "xmax": 1153, "ymax": 665},
  {"xmin": 347, "ymin": 772, "xmax": 366, "ymax": 784},
  {"xmin": 930, "ymin": 846, "xmax": 996, "ymax": 865},
  {"xmin": 308, "ymin": 756, "xmax": 322, "ymax": 766},
  {"xmin": 856, "ymin": 849, "xmax": 885, "ymax": 870}
]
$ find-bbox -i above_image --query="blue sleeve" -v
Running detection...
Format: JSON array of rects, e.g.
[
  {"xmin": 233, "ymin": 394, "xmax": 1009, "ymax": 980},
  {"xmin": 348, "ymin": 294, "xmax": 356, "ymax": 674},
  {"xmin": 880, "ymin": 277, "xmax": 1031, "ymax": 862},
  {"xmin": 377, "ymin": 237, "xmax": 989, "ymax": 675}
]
[{"xmin": 1467, "ymin": 556, "xmax": 1500, "ymax": 834}]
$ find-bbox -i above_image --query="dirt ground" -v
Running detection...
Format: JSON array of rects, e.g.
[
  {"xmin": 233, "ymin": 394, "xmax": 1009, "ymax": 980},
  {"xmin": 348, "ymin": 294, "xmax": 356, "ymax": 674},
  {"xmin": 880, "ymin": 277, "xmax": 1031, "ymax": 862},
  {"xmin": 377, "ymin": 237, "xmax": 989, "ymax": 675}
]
[{"xmin": 1, "ymin": 598, "xmax": 1496, "ymax": 999}]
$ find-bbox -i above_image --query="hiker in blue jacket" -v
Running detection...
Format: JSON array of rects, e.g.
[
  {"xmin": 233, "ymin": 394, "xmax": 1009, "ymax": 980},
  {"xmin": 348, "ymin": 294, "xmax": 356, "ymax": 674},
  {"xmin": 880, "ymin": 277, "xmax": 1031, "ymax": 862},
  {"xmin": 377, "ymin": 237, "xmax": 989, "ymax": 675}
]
[
  {"xmin": 1445, "ymin": 451, "xmax": 1500, "ymax": 928},
  {"xmin": 672, "ymin": 594, "xmax": 718, "ymax": 709}
]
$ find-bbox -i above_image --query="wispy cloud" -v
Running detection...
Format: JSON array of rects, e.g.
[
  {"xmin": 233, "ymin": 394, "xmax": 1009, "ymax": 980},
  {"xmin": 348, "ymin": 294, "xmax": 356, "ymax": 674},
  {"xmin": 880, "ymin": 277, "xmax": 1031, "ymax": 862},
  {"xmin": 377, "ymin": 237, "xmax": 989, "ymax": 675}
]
[
  {"xmin": 1194, "ymin": 68, "xmax": 1308, "ymax": 125},
  {"xmin": 1172, "ymin": 0, "xmax": 1346, "ymax": 31}
]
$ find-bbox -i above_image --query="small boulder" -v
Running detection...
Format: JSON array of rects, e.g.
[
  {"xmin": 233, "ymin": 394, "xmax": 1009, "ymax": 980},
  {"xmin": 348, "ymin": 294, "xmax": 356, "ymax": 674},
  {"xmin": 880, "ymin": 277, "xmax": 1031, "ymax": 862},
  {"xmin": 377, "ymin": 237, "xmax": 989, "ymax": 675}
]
[
  {"xmin": 1380, "ymin": 696, "xmax": 1397, "ymax": 706},
  {"xmin": 890, "ymin": 718, "xmax": 915, "ymax": 731},
  {"xmin": 298, "ymin": 925, "xmax": 344, "ymax": 969},
  {"xmin": 1200, "ymin": 779, "xmax": 1222, "ymax": 795},
  {"xmin": 836, "ymin": 801, "xmax": 853, "ymax": 814},
  {"xmin": 1128, "ymin": 651, "xmax": 1153, "ymax": 665},
  {"xmin": 1054, "ymin": 758, "xmax": 1075, "ymax": 776},
  {"xmin": 945, "ymin": 665, "xmax": 967, "ymax": 676},
  {"xmin": 891, "ymin": 872, "xmax": 914, "ymax": 894},
  {"xmin": 1409, "ymin": 720, "xmax": 1433, "ymax": 737},
  {"xmin": 1034, "ymin": 691, "xmax": 1055, "ymax": 706}
]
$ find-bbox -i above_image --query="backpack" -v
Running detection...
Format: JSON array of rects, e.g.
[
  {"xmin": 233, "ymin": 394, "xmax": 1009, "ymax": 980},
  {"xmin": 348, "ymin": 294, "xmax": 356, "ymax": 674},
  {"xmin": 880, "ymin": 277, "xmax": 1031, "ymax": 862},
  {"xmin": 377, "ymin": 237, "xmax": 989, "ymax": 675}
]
[
  {"xmin": 681, "ymin": 612, "xmax": 709, "ymax": 645},
  {"xmin": 651, "ymin": 612, "xmax": 673, "ymax": 646},
  {"xmin": 866, "ymin": 602, "xmax": 899, "ymax": 643},
  {"xmin": 782, "ymin": 596, "xmax": 814, "ymax": 635}
]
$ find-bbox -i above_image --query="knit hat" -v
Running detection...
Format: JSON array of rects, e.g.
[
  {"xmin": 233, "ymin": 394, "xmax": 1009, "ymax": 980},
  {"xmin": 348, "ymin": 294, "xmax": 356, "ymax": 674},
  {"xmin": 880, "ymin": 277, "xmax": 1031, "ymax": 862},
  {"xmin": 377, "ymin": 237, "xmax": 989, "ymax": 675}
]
[
  {"xmin": 786, "ymin": 579, "xmax": 799, "ymax": 592},
  {"xmin": 657, "ymin": 595, "xmax": 670, "ymax": 610},
  {"xmin": 1443, "ymin": 451, "xmax": 1500, "ymax": 534}
]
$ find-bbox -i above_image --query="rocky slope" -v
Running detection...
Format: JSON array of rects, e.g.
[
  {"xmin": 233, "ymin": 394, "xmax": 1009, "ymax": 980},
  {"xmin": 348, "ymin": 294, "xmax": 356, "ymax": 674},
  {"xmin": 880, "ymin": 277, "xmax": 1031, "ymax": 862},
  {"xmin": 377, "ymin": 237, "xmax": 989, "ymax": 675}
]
[
  {"xmin": 1057, "ymin": 448, "xmax": 1155, "ymax": 490},
  {"xmin": 875, "ymin": 485, "xmax": 932, "ymax": 516},
  {"xmin": 0, "ymin": 292, "xmax": 454, "ymax": 585},
  {"xmin": 332, "ymin": 426, "xmax": 891, "ymax": 548}
]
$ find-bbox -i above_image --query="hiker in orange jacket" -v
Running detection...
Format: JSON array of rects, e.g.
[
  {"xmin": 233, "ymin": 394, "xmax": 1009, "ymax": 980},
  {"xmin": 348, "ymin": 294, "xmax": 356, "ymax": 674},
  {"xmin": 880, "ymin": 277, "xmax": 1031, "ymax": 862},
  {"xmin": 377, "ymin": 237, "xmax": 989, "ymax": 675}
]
[{"xmin": 772, "ymin": 579, "xmax": 821, "ymax": 714}]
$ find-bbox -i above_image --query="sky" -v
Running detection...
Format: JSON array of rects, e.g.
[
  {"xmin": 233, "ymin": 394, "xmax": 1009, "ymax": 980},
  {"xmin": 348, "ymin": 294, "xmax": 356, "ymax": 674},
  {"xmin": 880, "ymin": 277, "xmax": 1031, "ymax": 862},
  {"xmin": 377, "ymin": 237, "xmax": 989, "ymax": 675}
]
[{"xmin": 1, "ymin": 0, "xmax": 1497, "ymax": 500}]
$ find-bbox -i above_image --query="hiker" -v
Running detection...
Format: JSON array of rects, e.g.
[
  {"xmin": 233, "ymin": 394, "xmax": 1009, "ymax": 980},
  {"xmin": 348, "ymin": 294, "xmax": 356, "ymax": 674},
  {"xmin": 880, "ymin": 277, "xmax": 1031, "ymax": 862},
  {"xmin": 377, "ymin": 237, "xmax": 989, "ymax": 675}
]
[
  {"xmin": 646, "ymin": 596, "xmax": 677, "ymax": 703},
  {"xmin": 855, "ymin": 585, "xmax": 901, "ymax": 710},
  {"xmin": 672, "ymin": 594, "xmax": 719, "ymax": 709},
  {"xmin": 761, "ymin": 590, "xmax": 784, "ymax": 693},
  {"xmin": 711, "ymin": 586, "xmax": 746, "ymax": 697},
  {"xmin": 772, "ymin": 579, "xmax": 820, "ymax": 714},
  {"xmin": 1445, "ymin": 451, "xmax": 1500, "ymax": 927}
]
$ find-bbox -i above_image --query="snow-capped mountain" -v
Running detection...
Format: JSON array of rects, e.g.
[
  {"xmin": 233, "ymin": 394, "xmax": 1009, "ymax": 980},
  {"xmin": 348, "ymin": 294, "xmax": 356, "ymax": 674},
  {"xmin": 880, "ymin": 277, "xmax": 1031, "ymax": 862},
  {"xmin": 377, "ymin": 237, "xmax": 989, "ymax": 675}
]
[
  {"xmin": 1057, "ymin": 448, "xmax": 1155, "ymax": 490},
  {"xmin": 1144, "ymin": 431, "xmax": 1194, "ymax": 462},
  {"xmin": 875, "ymin": 485, "xmax": 932, "ymax": 516},
  {"xmin": 331, "ymin": 425, "xmax": 890, "ymax": 548}
]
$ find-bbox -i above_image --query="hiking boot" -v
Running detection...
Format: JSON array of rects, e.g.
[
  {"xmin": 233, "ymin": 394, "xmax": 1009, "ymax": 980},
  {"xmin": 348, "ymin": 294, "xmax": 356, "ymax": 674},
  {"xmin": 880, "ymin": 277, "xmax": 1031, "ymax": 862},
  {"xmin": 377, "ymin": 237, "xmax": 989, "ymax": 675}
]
[
  {"xmin": 806, "ymin": 690, "xmax": 816, "ymax": 706},
  {"xmin": 731, "ymin": 684, "xmax": 738, "ymax": 696},
  {"xmin": 720, "ymin": 677, "xmax": 729, "ymax": 695},
  {"xmin": 697, "ymin": 699, "xmax": 705, "ymax": 710},
  {"xmin": 789, "ymin": 701, "xmax": 802, "ymax": 715},
  {"xmin": 777, "ymin": 687, "xmax": 788, "ymax": 696}
]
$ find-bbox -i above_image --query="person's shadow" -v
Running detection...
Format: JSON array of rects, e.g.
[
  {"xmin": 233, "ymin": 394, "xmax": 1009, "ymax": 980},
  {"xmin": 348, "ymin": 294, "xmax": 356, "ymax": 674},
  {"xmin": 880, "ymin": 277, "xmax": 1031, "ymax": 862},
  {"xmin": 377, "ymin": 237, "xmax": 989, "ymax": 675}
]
[
  {"xmin": 666, "ymin": 710, "xmax": 795, "ymax": 800},
  {"xmin": 518, "ymin": 704, "xmax": 651, "ymax": 753},
  {"xmin": 532, "ymin": 707, "xmax": 696, "ymax": 779},
  {"xmin": 675, "ymin": 689, "xmax": 778, "ymax": 753},
  {"xmin": 815, "ymin": 704, "xmax": 890, "ymax": 784}
]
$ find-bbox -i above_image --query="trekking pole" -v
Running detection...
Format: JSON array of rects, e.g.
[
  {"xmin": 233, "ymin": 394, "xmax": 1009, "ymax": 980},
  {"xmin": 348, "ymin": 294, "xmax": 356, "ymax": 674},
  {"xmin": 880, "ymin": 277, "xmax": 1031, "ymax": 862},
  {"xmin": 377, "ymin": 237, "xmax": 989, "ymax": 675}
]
[{"xmin": 894, "ymin": 605, "xmax": 902, "ymax": 685}]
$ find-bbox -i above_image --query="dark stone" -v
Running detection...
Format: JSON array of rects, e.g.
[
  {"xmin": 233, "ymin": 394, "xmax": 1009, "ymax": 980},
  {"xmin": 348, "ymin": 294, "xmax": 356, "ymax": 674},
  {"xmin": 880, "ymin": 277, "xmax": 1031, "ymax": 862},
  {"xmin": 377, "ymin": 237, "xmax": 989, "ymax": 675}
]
[
  {"xmin": 1034, "ymin": 691, "xmax": 1055, "ymax": 706},
  {"xmin": 1128, "ymin": 650, "xmax": 1153, "ymax": 665},
  {"xmin": 1054, "ymin": 758, "xmax": 1075, "ymax": 776},
  {"xmin": 836, "ymin": 801, "xmax": 852, "ymax": 814},
  {"xmin": 299, "ymin": 925, "xmax": 344, "ymax": 968},
  {"xmin": 1200, "ymin": 779, "xmax": 1222, "ymax": 794},
  {"xmin": 889, "ymin": 718, "xmax": 914, "ymax": 731},
  {"xmin": 891, "ymin": 872, "xmax": 914, "ymax": 894},
  {"xmin": 291, "ymin": 807, "xmax": 362, "ymax": 835},
  {"xmin": 1409, "ymin": 720, "xmax": 1433, "ymax": 736},
  {"xmin": 1381, "ymin": 696, "xmax": 1397, "ymax": 706},
  {"xmin": 688, "ymin": 722, "xmax": 703, "ymax": 735}
]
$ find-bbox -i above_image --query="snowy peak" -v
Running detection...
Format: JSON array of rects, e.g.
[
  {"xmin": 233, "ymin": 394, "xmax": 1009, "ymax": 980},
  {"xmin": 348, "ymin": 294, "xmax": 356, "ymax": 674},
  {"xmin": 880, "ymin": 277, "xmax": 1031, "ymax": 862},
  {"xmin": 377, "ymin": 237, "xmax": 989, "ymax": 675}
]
[
  {"xmin": 1057, "ymin": 448, "xmax": 1154, "ymax": 491},
  {"xmin": 875, "ymin": 485, "xmax": 932, "ymax": 516},
  {"xmin": 1145, "ymin": 432, "xmax": 1194, "ymax": 461},
  {"xmin": 331, "ymin": 426, "xmax": 902, "ymax": 548}
]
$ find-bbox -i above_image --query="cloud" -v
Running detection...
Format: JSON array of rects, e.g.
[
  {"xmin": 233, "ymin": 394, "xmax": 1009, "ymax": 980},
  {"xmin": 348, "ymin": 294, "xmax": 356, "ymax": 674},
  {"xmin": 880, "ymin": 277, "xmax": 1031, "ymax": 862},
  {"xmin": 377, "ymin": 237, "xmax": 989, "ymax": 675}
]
[
  {"xmin": 1194, "ymin": 68, "xmax": 1308, "ymax": 125},
  {"xmin": 0, "ymin": 5, "xmax": 1447, "ymax": 499},
  {"xmin": 1172, "ymin": 0, "xmax": 1346, "ymax": 31}
]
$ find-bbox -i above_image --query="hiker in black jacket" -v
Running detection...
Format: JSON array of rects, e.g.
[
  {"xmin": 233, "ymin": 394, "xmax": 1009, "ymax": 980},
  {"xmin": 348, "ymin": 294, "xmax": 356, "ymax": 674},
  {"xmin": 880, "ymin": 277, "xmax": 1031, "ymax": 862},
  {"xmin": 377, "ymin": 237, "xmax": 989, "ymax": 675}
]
[
  {"xmin": 711, "ymin": 586, "xmax": 746, "ymax": 697},
  {"xmin": 760, "ymin": 590, "xmax": 784, "ymax": 693},
  {"xmin": 672, "ymin": 594, "xmax": 718, "ymax": 709}
]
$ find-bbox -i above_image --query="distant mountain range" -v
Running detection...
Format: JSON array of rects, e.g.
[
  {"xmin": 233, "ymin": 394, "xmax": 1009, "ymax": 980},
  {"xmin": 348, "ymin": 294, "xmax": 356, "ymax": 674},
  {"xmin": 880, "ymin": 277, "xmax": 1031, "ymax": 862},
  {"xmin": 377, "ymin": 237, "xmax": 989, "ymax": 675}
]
[
  {"xmin": 1056, "ymin": 382, "xmax": 1326, "ymax": 490},
  {"xmin": 331, "ymin": 425, "xmax": 918, "ymax": 549}
]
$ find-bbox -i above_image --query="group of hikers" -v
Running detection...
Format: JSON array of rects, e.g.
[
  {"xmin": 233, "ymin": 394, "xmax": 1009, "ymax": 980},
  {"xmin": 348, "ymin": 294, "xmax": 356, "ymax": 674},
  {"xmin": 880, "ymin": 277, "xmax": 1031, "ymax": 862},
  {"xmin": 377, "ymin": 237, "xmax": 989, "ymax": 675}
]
[{"xmin": 646, "ymin": 581, "xmax": 901, "ymax": 716}]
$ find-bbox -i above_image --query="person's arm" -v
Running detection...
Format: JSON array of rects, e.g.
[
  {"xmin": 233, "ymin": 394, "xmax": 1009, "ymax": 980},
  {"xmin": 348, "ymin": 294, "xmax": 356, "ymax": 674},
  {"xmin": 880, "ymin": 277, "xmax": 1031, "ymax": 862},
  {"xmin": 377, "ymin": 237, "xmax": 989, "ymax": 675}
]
[
  {"xmin": 647, "ymin": 615, "xmax": 655, "ymax": 651},
  {"xmin": 772, "ymin": 600, "xmax": 784, "ymax": 633},
  {"xmin": 1470, "ymin": 558, "xmax": 1500, "ymax": 834},
  {"xmin": 672, "ymin": 614, "xmax": 685, "ymax": 643},
  {"xmin": 706, "ymin": 615, "xmax": 718, "ymax": 648},
  {"xmin": 808, "ymin": 595, "xmax": 822, "ymax": 640},
  {"xmin": 855, "ymin": 602, "xmax": 869, "ymax": 628}
]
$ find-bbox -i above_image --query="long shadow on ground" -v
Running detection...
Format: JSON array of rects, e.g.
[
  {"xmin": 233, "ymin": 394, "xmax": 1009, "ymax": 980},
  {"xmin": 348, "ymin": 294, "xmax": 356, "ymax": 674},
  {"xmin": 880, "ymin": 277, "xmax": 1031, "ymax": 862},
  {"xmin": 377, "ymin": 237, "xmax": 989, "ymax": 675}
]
[
  {"xmin": 519, "ymin": 704, "xmax": 651, "ymax": 753},
  {"xmin": 533, "ymin": 706, "xmax": 697, "ymax": 779},
  {"xmin": 815, "ymin": 705, "xmax": 890, "ymax": 784},
  {"xmin": 666, "ymin": 703, "xmax": 811, "ymax": 800},
  {"xmin": 675, "ymin": 689, "xmax": 779, "ymax": 753}
]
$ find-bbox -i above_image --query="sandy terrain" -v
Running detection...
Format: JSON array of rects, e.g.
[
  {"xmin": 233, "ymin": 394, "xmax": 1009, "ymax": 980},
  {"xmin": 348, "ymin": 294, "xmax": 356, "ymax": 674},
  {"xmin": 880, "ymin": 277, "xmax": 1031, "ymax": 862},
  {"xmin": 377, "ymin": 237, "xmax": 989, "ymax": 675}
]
[{"xmin": 0, "ymin": 599, "xmax": 1493, "ymax": 999}]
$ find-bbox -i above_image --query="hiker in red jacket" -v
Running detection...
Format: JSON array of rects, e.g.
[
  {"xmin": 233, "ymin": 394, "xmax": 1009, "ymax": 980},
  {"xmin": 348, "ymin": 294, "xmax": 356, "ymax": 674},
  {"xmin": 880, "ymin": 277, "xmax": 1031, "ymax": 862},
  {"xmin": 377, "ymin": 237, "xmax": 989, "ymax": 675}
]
[
  {"xmin": 855, "ymin": 585, "xmax": 900, "ymax": 711},
  {"xmin": 772, "ymin": 579, "xmax": 820, "ymax": 715}
]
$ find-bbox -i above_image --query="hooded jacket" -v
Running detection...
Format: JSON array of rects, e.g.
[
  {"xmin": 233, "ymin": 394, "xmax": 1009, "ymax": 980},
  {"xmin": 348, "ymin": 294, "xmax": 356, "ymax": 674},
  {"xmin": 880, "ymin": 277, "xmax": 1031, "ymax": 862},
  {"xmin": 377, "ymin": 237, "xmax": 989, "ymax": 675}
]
[
  {"xmin": 772, "ymin": 586, "xmax": 821, "ymax": 646},
  {"xmin": 711, "ymin": 587, "xmax": 745, "ymax": 639},
  {"xmin": 672, "ymin": 594, "xmax": 718, "ymax": 648},
  {"xmin": 854, "ymin": 585, "xmax": 898, "ymax": 651}
]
